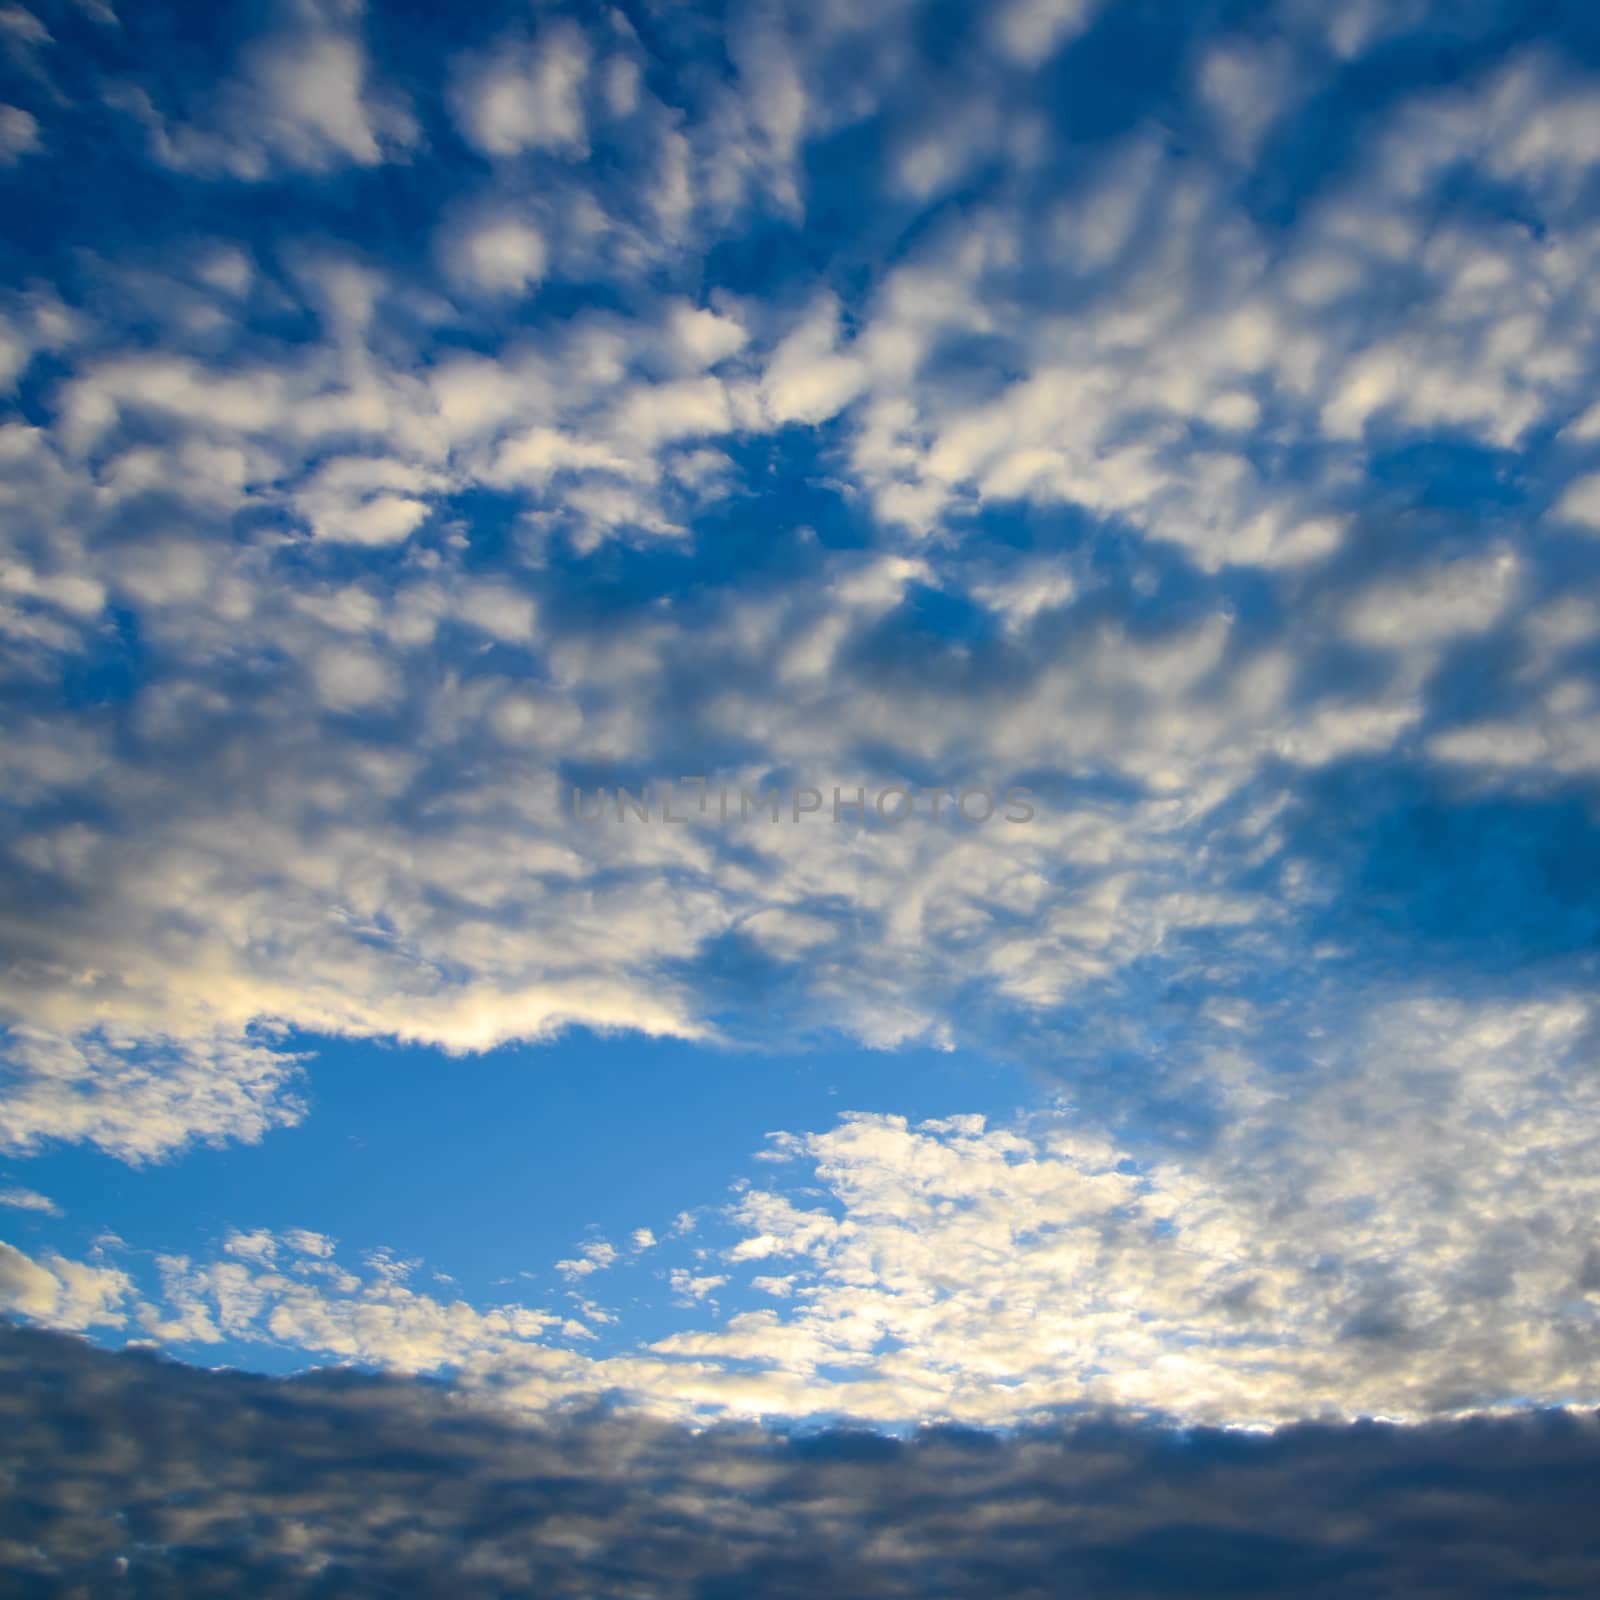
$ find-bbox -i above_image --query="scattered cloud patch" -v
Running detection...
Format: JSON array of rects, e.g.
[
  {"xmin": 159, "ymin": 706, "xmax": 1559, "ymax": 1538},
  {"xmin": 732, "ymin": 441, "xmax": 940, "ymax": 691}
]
[{"xmin": 0, "ymin": 1184, "xmax": 60, "ymax": 1216}]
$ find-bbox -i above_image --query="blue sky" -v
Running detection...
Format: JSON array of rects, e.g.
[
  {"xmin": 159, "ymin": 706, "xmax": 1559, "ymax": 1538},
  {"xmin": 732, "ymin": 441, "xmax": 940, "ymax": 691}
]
[{"xmin": 5, "ymin": 0, "xmax": 1600, "ymax": 1488}]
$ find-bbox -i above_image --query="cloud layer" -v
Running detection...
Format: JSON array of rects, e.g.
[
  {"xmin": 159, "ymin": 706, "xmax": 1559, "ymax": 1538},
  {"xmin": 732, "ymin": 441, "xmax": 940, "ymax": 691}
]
[
  {"xmin": 5, "ymin": 0, "xmax": 1600, "ymax": 1456},
  {"xmin": 2, "ymin": 0, "xmax": 1599, "ymax": 1161},
  {"xmin": 5, "ymin": 1324, "xmax": 1600, "ymax": 1598}
]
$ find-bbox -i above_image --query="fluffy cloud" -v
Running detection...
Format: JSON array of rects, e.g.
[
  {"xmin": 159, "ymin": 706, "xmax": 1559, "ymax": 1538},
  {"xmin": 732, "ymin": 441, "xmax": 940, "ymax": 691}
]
[
  {"xmin": 0, "ymin": 102, "xmax": 37, "ymax": 164},
  {"xmin": 0, "ymin": 1241, "xmax": 129, "ymax": 1328},
  {"xmin": 989, "ymin": 0, "xmax": 1099, "ymax": 67},
  {"xmin": 452, "ymin": 22, "xmax": 591, "ymax": 159},
  {"xmin": 108, "ymin": 5, "xmax": 416, "ymax": 179},
  {"xmin": 0, "ymin": 1183, "xmax": 59, "ymax": 1215},
  {"xmin": 671, "ymin": 997, "xmax": 1600, "ymax": 1426},
  {"xmin": 448, "ymin": 217, "xmax": 548, "ymax": 297},
  {"xmin": 0, "ymin": 1029, "xmax": 306, "ymax": 1164}
]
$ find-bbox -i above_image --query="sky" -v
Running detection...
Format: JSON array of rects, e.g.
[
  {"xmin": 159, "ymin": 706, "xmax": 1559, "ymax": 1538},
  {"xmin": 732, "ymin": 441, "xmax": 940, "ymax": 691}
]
[{"xmin": 5, "ymin": 0, "xmax": 1600, "ymax": 1587}]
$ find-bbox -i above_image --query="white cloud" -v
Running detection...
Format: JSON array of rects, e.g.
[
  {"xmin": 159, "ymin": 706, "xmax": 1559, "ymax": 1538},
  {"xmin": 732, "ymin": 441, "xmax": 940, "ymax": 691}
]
[
  {"xmin": 295, "ymin": 456, "xmax": 441, "ymax": 546},
  {"xmin": 139, "ymin": 1248, "xmax": 559, "ymax": 1372},
  {"xmin": 647, "ymin": 998, "xmax": 1600, "ymax": 1425},
  {"xmin": 556, "ymin": 1239, "xmax": 618, "ymax": 1281},
  {"xmin": 989, "ymin": 0, "xmax": 1097, "ymax": 67},
  {"xmin": 1484, "ymin": 57, "xmax": 1600, "ymax": 197},
  {"xmin": 1343, "ymin": 551, "xmax": 1519, "ymax": 648},
  {"xmin": 0, "ymin": 1184, "xmax": 60, "ymax": 1216},
  {"xmin": 247, "ymin": 31, "xmax": 392, "ymax": 168},
  {"xmin": 0, "ymin": 7, "xmax": 51, "ymax": 48},
  {"xmin": 666, "ymin": 302, "xmax": 748, "ymax": 370},
  {"xmin": 0, "ymin": 103, "xmax": 38, "ymax": 165},
  {"xmin": 223, "ymin": 1228, "xmax": 278, "ymax": 1264},
  {"xmin": 283, "ymin": 1228, "xmax": 336, "ymax": 1258},
  {"xmin": 454, "ymin": 580, "xmax": 536, "ymax": 643},
  {"xmin": 449, "ymin": 217, "xmax": 547, "ymax": 297},
  {"xmin": 1197, "ymin": 41, "xmax": 1291, "ymax": 164},
  {"xmin": 1553, "ymin": 472, "xmax": 1600, "ymax": 531},
  {"xmin": 1286, "ymin": 0, "xmax": 1431, "ymax": 60},
  {"xmin": 761, "ymin": 295, "xmax": 867, "ymax": 426},
  {"xmin": 62, "ymin": 353, "xmax": 289, "ymax": 445},
  {"xmin": 311, "ymin": 641, "xmax": 398, "ymax": 710},
  {"xmin": 453, "ymin": 23, "xmax": 590, "ymax": 158},
  {"xmin": 0, "ymin": 1239, "xmax": 130, "ymax": 1329},
  {"xmin": 111, "ymin": 16, "xmax": 415, "ymax": 180},
  {"xmin": 668, "ymin": 1267, "xmax": 727, "ymax": 1302},
  {"xmin": 0, "ymin": 1030, "xmax": 305, "ymax": 1165}
]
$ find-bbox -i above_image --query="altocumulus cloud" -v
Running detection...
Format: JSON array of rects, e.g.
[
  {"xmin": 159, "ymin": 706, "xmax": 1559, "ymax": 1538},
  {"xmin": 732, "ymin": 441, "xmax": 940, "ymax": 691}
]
[
  {"xmin": 6, "ymin": 0, "xmax": 1600, "ymax": 1585},
  {"xmin": 7, "ymin": 0, "xmax": 1600, "ymax": 1148}
]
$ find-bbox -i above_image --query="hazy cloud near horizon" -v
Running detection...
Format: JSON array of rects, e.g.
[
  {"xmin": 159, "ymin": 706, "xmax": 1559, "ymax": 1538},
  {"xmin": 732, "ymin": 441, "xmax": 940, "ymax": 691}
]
[{"xmin": 5, "ymin": 1324, "xmax": 1600, "ymax": 1598}]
